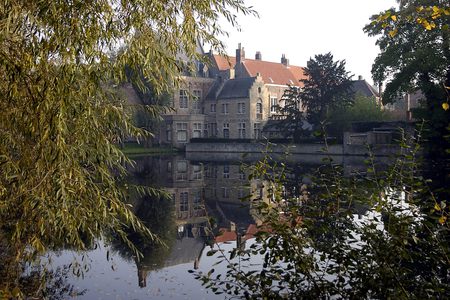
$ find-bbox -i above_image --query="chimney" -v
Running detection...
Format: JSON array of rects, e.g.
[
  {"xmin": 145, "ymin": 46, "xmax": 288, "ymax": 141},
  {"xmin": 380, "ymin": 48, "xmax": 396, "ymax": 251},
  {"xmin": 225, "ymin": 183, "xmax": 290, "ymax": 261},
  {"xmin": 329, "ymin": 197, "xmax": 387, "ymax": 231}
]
[
  {"xmin": 281, "ymin": 54, "xmax": 289, "ymax": 66},
  {"xmin": 358, "ymin": 75, "xmax": 363, "ymax": 81},
  {"xmin": 236, "ymin": 43, "xmax": 245, "ymax": 64},
  {"xmin": 228, "ymin": 68, "xmax": 235, "ymax": 79},
  {"xmin": 255, "ymin": 51, "xmax": 262, "ymax": 60}
]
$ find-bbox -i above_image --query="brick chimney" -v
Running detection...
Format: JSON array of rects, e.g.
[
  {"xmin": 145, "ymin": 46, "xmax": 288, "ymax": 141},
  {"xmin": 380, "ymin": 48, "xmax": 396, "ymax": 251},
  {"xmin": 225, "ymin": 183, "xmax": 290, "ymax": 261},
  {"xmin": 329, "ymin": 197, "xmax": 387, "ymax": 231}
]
[
  {"xmin": 236, "ymin": 43, "xmax": 245, "ymax": 64},
  {"xmin": 255, "ymin": 51, "xmax": 262, "ymax": 60},
  {"xmin": 281, "ymin": 54, "xmax": 289, "ymax": 66}
]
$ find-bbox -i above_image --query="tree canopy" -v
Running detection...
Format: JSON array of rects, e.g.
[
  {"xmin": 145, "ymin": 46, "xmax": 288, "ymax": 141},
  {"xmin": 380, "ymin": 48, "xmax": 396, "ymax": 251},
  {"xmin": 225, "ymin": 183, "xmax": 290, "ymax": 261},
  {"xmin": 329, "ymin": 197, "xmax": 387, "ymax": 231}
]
[
  {"xmin": 300, "ymin": 52, "xmax": 354, "ymax": 125},
  {"xmin": 364, "ymin": 0, "xmax": 450, "ymax": 158},
  {"xmin": 0, "ymin": 0, "xmax": 256, "ymax": 287}
]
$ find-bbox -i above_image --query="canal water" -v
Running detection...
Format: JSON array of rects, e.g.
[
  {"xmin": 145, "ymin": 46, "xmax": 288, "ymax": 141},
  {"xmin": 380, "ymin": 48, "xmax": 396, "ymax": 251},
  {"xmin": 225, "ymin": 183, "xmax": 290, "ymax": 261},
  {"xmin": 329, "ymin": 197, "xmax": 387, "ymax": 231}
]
[{"xmin": 43, "ymin": 153, "xmax": 383, "ymax": 299}]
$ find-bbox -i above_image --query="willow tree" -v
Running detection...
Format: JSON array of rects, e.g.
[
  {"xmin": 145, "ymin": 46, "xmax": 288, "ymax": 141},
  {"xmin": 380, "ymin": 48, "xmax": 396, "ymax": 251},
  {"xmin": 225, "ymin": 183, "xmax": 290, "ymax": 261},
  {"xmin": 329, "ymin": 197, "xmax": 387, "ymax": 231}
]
[{"xmin": 0, "ymin": 0, "xmax": 256, "ymax": 267}]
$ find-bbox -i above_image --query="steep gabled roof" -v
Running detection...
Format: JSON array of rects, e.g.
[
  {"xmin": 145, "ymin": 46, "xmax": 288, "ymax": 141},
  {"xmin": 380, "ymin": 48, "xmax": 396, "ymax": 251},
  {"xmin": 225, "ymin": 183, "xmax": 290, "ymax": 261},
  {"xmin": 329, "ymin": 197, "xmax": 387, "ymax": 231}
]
[
  {"xmin": 211, "ymin": 54, "xmax": 306, "ymax": 87},
  {"xmin": 351, "ymin": 80, "xmax": 379, "ymax": 98},
  {"xmin": 212, "ymin": 54, "xmax": 236, "ymax": 71},
  {"xmin": 242, "ymin": 59, "xmax": 306, "ymax": 87},
  {"xmin": 206, "ymin": 77, "xmax": 257, "ymax": 100}
]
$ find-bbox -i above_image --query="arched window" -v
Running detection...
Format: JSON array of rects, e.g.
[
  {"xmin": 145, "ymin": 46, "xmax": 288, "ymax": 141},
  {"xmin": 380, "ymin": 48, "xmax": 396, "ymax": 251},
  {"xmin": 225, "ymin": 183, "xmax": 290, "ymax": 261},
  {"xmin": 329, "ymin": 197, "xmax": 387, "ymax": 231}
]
[{"xmin": 256, "ymin": 99, "xmax": 263, "ymax": 118}]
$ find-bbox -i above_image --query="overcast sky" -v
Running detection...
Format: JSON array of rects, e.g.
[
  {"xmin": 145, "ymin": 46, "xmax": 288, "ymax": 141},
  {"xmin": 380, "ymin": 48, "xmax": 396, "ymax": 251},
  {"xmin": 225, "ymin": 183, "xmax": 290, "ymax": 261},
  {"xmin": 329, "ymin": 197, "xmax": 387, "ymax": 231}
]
[{"xmin": 218, "ymin": 0, "xmax": 398, "ymax": 86}]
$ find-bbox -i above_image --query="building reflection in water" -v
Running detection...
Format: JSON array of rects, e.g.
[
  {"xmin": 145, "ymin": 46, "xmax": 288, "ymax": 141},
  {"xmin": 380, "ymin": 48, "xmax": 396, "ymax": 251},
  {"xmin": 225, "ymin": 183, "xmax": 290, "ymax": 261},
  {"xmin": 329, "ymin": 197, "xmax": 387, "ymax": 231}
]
[
  {"xmin": 123, "ymin": 154, "xmax": 391, "ymax": 288},
  {"xmin": 121, "ymin": 154, "xmax": 270, "ymax": 288}
]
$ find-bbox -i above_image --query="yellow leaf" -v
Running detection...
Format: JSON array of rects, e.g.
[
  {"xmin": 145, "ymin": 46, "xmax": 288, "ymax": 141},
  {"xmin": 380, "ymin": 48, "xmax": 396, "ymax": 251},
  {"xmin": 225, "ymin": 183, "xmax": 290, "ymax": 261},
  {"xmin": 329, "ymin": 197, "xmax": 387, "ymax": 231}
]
[
  {"xmin": 442, "ymin": 102, "xmax": 449, "ymax": 111},
  {"xmin": 439, "ymin": 216, "xmax": 447, "ymax": 225},
  {"xmin": 434, "ymin": 203, "xmax": 441, "ymax": 211},
  {"xmin": 389, "ymin": 29, "xmax": 397, "ymax": 38},
  {"xmin": 391, "ymin": 15, "xmax": 397, "ymax": 21}
]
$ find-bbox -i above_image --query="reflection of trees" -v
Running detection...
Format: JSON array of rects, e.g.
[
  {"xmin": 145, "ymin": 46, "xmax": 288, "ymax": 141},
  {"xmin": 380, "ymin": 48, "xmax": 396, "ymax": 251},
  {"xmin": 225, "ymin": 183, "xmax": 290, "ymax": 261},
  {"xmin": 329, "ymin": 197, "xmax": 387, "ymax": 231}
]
[
  {"xmin": 110, "ymin": 193, "xmax": 176, "ymax": 287},
  {"xmin": 0, "ymin": 242, "xmax": 84, "ymax": 299}
]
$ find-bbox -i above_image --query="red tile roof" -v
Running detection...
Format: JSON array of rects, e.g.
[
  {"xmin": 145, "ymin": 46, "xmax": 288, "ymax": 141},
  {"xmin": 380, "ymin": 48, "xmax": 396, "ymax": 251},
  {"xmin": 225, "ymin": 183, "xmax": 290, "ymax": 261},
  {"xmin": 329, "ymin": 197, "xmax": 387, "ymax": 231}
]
[
  {"xmin": 212, "ymin": 55, "xmax": 236, "ymax": 71},
  {"xmin": 212, "ymin": 55, "xmax": 306, "ymax": 87}
]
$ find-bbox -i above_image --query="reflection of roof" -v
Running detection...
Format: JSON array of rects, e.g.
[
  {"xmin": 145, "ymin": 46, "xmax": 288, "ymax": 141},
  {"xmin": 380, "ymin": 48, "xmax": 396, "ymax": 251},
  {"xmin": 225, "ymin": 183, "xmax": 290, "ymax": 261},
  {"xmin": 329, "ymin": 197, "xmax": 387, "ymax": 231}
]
[
  {"xmin": 212, "ymin": 55, "xmax": 306, "ymax": 87},
  {"xmin": 216, "ymin": 202, "xmax": 254, "ymax": 229},
  {"xmin": 351, "ymin": 80, "xmax": 379, "ymax": 98},
  {"xmin": 214, "ymin": 224, "xmax": 259, "ymax": 243},
  {"xmin": 164, "ymin": 237, "xmax": 205, "ymax": 267}
]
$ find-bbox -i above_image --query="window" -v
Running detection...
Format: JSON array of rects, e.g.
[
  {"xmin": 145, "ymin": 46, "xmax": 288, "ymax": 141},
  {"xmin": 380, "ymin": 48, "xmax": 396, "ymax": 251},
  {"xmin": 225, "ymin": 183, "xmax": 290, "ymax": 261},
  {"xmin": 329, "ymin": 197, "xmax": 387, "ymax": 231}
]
[
  {"xmin": 192, "ymin": 90, "xmax": 201, "ymax": 110},
  {"xmin": 270, "ymin": 96, "xmax": 278, "ymax": 113},
  {"xmin": 222, "ymin": 103, "xmax": 229, "ymax": 114},
  {"xmin": 223, "ymin": 165, "xmax": 229, "ymax": 179},
  {"xmin": 238, "ymin": 122, "xmax": 246, "ymax": 138},
  {"xmin": 223, "ymin": 123, "xmax": 229, "ymax": 138},
  {"xmin": 193, "ymin": 123, "xmax": 202, "ymax": 138},
  {"xmin": 256, "ymin": 99, "xmax": 263, "ymax": 114},
  {"xmin": 238, "ymin": 102, "xmax": 246, "ymax": 114},
  {"xmin": 180, "ymin": 192, "xmax": 188, "ymax": 212},
  {"xmin": 167, "ymin": 161, "xmax": 172, "ymax": 172},
  {"xmin": 179, "ymin": 90, "xmax": 188, "ymax": 108},
  {"xmin": 210, "ymin": 103, "xmax": 216, "ymax": 112},
  {"xmin": 254, "ymin": 123, "xmax": 261, "ymax": 139},
  {"xmin": 176, "ymin": 123, "xmax": 188, "ymax": 142}
]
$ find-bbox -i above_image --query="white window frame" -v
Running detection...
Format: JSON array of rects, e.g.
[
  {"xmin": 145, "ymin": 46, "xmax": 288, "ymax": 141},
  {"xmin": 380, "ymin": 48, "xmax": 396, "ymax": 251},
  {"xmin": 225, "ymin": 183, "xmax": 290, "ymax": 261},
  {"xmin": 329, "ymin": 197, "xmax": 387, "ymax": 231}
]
[
  {"xmin": 238, "ymin": 102, "xmax": 246, "ymax": 114},
  {"xmin": 238, "ymin": 122, "xmax": 246, "ymax": 139},
  {"xmin": 176, "ymin": 122, "xmax": 188, "ymax": 142},
  {"xmin": 270, "ymin": 96, "xmax": 278, "ymax": 113},
  {"xmin": 179, "ymin": 90, "xmax": 188, "ymax": 109},
  {"xmin": 222, "ymin": 103, "xmax": 229, "ymax": 114}
]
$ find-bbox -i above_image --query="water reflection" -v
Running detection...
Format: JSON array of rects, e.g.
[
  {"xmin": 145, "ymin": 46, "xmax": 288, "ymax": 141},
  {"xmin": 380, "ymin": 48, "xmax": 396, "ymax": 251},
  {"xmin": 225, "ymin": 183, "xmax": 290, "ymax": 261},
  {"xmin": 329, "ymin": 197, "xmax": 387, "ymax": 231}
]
[{"xmin": 41, "ymin": 153, "xmax": 393, "ymax": 299}]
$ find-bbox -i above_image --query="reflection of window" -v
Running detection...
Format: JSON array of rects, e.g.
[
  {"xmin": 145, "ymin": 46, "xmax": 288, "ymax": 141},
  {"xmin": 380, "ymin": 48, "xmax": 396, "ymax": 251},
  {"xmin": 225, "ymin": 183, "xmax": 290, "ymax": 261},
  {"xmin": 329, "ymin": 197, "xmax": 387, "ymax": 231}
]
[
  {"xmin": 270, "ymin": 96, "xmax": 277, "ymax": 113},
  {"xmin": 238, "ymin": 189, "xmax": 245, "ymax": 199},
  {"xmin": 239, "ymin": 169, "xmax": 245, "ymax": 180},
  {"xmin": 179, "ymin": 90, "xmax": 188, "ymax": 108},
  {"xmin": 193, "ymin": 191, "xmax": 202, "ymax": 210},
  {"xmin": 193, "ymin": 164, "xmax": 202, "ymax": 180},
  {"xmin": 176, "ymin": 161, "xmax": 188, "ymax": 181},
  {"xmin": 193, "ymin": 123, "xmax": 202, "ymax": 138},
  {"xmin": 238, "ymin": 102, "xmax": 245, "ymax": 114},
  {"xmin": 210, "ymin": 123, "xmax": 217, "ymax": 137},
  {"xmin": 192, "ymin": 90, "xmax": 201, "ymax": 109},
  {"xmin": 238, "ymin": 122, "xmax": 246, "ymax": 139},
  {"xmin": 254, "ymin": 123, "xmax": 261, "ymax": 139},
  {"xmin": 222, "ymin": 103, "xmax": 228, "ymax": 114},
  {"xmin": 176, "ymin": 123, "xmax": 188, "ymax": 142},
  {"xmin": 222, "ymin": 187, "xmax": 229, "ymax": 198},
  {"xmin": 166, "ymin": 123, "xmax": 172, "ymax": 141},
  {"xmin": 180, "ymin": 192, "xmax": 188, "ymax": 211},
  {"xmin": 167, "ymin": 161, "xmax": 172, "ymax": 172},
  {"xmin": 210, "ymin": 103, "xmax": 216, "ymax": 112},
  {"xmin": 223, "ymin": 123, "xmax": 229, "ymax": 138},
  {"xmin": 223, "ymin": 165, "xmax": 229, "ymax": 178}
]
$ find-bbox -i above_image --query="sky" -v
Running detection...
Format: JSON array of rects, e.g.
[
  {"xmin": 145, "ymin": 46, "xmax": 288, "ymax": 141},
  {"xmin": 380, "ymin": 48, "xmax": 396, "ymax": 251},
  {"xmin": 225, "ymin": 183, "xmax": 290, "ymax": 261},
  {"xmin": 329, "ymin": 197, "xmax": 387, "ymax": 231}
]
[{"xmin": 218, "ymin": 0, "xmax": 398, "ymax": 86}]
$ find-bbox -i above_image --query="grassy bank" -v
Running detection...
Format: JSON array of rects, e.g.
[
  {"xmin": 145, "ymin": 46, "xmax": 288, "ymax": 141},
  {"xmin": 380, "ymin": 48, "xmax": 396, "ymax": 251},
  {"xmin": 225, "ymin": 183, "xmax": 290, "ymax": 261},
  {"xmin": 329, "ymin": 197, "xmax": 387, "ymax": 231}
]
[{"xmin": 120, "ymin": 143, "xmax": 180, "ymax": 156}]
